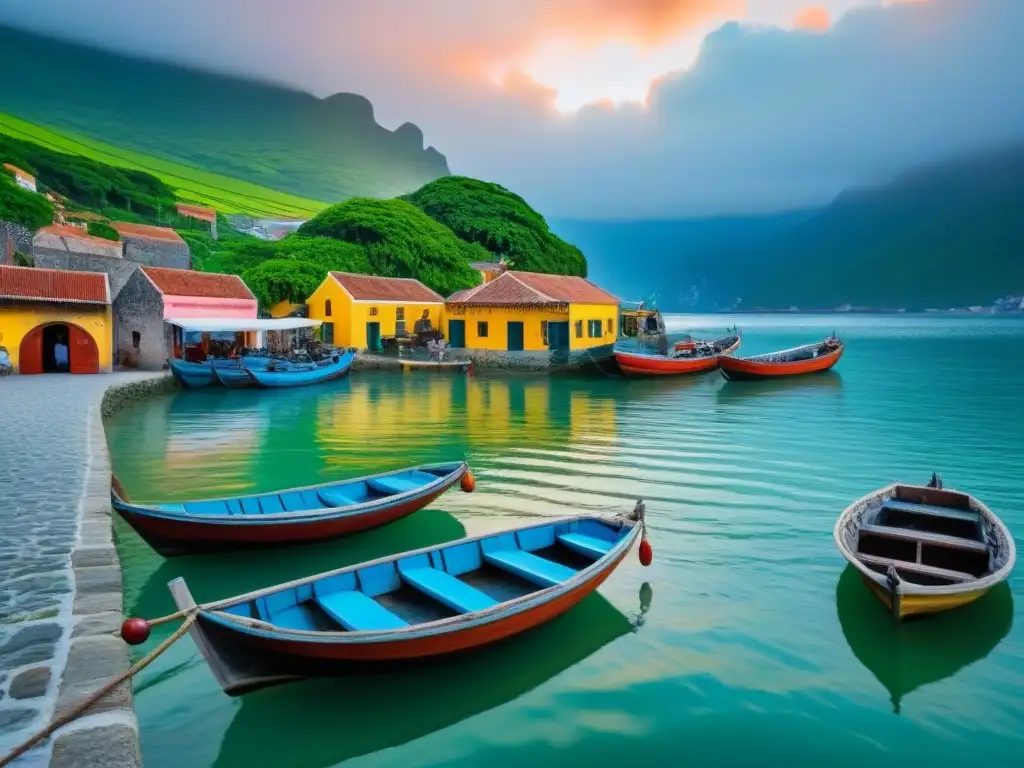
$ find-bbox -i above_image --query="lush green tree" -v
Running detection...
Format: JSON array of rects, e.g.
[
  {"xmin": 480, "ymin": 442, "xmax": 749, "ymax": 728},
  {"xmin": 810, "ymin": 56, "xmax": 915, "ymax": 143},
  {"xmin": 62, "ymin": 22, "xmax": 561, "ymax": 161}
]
[
  {"xmin": 242, "ymin": 259, "xmax": 326, "ymax": 308},
  {"xmin": 86, "ymin": 221, "xmax": 120, "ymax": 241},
  {"xmin": 402, "ymin": 176, "xmax": 588, "ymax": 277},
  {"xmin": 298, "ymin": 198, "xmax": 481, "ymax": 295},
  {"xmin": 0, "ymin": 172, "xmax": 53, "ymax": 229}
]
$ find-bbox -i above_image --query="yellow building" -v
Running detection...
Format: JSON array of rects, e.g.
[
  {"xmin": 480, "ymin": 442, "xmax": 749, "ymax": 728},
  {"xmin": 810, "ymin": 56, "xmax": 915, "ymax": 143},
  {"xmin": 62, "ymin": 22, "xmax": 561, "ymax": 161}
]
[
  {"xmin": 0, "ymin": 264, "xmax": 113, "ymax": 373},
  {"xmin": 445, "ymin": 270, "xmax": 619, "ymax": 352},
  {"xmin": 307, "ymin": 271, "xmax": 445, "ymax": 350},
  {"xmin": 268, "ymin": 299, "xmax": 306, "ymax": 319},
  {"xmin": 470, "ymin": 257, "xmax": 508, "ymax": 284}
]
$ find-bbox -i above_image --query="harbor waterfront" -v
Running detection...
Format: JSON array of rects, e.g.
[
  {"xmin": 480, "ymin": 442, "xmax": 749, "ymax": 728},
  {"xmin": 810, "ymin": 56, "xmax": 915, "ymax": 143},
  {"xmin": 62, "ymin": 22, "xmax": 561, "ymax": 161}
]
[{"xmin": 102, "ymin": 314, "xmax": 1024, "ymax": 768}]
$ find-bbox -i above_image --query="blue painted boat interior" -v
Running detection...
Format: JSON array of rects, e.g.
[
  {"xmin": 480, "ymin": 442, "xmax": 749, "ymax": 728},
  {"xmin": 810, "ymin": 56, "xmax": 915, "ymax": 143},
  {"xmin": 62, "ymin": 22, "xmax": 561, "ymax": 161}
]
[
  {"xmin": 148, "ymin": 467, "xmax": 457, "ymax": 517},
  {"xmin": 220, "ymin": 519, "xmax": 631, "ymax": 632}
]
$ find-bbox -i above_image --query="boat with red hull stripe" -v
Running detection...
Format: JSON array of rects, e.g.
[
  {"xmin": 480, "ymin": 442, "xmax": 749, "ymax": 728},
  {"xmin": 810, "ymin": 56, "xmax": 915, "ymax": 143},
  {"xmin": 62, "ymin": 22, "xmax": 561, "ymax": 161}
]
[
  {"xmin": 614, "ymin": 334, "xmax": 741, "ymax": 376},
  {"xmin": 111, "ymin": 461, "xmax": 470, "ymax": 557},
  {"xmin": 720, "ymin": 337, "xmax": 844, "ymax": 381},
  {"xmin": 166, "ymin": 505, "xmax": 648, "ymax": 695}
]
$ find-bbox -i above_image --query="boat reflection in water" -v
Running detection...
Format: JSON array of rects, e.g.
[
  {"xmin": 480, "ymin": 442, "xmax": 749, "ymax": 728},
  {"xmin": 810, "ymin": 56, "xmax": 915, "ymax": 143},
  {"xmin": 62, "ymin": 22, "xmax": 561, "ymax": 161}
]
[
  {"xmin": 715, "ymin": 370, "xmax": 843, "ymax": 404},
  {"xmin": 835, "ymin": 565, "xmax": 1013, "ymax": 714},
  {"xmin": 212, "ymin": 586, "xmax": 641, "ymax": 768}
]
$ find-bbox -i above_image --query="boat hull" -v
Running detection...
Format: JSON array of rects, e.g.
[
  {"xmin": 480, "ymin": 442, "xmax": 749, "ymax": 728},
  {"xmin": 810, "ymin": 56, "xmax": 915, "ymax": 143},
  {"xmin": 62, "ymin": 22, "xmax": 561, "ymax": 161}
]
[
  {"xmin": 399, "ymin": 359, "xmax": 470, "ymax": 373},
  {"xmin": 862, "ymin": 576, "xmax": 991, "ymax": 619},
  {"xmin": 168, "ymin": 358, "xmax": 214, "ymax": 388},
  {"xmin": 112, "ymin": 461, "xmax": 467, "ymax": 557},
  {"xmin": 721, "ymin": 345, "xmax": 843, "ymax": 380},
  {"xmin": 246, "ymin": 352, "xmax": 354, "ymax": 388},
  {"xmin": 615, "ymin": 336, "xmax": 741, "ymax": 377},
  {"xmin": 213, "ymin": 364, "xmax": 253, "ymax": 388}
]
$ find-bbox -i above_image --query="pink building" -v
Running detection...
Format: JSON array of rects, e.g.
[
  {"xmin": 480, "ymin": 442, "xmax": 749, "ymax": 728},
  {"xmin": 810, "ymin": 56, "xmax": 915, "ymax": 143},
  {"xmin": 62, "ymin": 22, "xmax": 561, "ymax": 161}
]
[{"xmin": 114, "ymin": 265, "xmax": 257, "ymax": 369}]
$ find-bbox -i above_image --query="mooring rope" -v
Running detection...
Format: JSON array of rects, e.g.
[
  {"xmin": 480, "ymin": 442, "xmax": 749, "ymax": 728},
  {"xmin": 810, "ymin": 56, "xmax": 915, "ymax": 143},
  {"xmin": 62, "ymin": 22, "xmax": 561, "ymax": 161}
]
[{"xmin": 0, "ymin": 612, "xmax": 197, "ymax": 767}]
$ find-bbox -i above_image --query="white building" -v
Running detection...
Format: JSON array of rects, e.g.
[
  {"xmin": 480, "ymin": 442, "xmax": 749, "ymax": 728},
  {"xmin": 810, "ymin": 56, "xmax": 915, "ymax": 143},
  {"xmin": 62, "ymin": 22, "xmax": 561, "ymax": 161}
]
[{"xmin": 3, "ymin": 163, "xmax": 37, "ymax": 193}]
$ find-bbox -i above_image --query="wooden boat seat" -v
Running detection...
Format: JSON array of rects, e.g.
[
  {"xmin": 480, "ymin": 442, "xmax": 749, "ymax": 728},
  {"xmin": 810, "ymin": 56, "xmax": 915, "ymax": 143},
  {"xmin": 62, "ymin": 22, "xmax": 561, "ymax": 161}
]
[
  {"xmin": 367, "ymin": 471, "xmax": 437, "ymax": 496},
  {"xmin": 400, "ymin": 567, "xmax": 498, "ymax": 614},
  {"xmin": 315, "ymin": 591, "xmax": 409, "ymax": 631},
  {"xmin": 317, "ymin": 488, "xmax": 358, "ymax": 508},
  {"xmin": 483, "ymin": 550, "xmax": 577, "ymax": 588},
  {"xmin": 856, "ymin": 553, "xmax": 976, "ymax": 583},
  {"xmin": 860, "ymin": 524, "xmax": 987, "ymax": 553},
  {"xmin": 883, "ymin": 499, "xmax": 978, "ymax": 524},
  {"xmin": 557, "ymin": 533, "xmax": 614, "ymax": 560}
]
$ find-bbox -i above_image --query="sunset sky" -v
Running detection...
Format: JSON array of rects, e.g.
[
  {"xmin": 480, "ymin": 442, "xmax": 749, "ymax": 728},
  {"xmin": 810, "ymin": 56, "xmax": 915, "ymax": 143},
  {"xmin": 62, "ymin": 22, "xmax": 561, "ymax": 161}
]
[{"xmin": 2, "ymin": 0, "xmax": 1022, "ymax": 217}]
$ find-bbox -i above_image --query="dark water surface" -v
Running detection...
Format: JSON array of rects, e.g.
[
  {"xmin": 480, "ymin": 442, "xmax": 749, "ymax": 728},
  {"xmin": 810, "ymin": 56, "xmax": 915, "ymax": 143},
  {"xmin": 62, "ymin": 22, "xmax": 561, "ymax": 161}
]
[{"xmin": 106, "ymin": 315, "xmax": 1024, "ymax": 767}]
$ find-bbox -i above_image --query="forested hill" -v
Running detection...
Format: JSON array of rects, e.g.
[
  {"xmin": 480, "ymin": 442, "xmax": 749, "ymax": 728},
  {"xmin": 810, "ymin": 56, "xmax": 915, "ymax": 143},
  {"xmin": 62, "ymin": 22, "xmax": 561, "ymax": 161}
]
[
  {"xmin": 0, "ymin": 24, "xmax": 449, "ymax": 204},
  {"xmin": 556, "ymin": 145, "xmax": 1024, "ymax": 312}
]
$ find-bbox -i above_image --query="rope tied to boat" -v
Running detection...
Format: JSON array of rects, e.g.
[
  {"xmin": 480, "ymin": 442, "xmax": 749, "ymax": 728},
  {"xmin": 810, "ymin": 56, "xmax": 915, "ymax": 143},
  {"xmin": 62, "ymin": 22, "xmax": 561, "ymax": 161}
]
[
  {"xmin": 0, "ymin": 609, "xmax": 199, "ymax": 767},
  {"xmin": 621, "ymin": 500, "xmax": 653, "ymax": 567}
]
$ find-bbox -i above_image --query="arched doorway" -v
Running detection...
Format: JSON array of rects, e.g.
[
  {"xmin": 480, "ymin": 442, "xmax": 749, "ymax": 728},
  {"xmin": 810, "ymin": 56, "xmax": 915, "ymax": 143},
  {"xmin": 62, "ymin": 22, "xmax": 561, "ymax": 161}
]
[{"xmin": 19, "ymin": 322, "xmax": 100, "ymax": 374}]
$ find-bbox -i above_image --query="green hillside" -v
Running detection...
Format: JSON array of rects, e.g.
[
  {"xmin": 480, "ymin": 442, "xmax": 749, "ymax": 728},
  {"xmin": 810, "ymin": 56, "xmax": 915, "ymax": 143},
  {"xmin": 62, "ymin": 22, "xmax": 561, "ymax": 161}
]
[
  {"xmin": 0, "ymin": 113, "xmax": 327, "ymax": 218},
  {"xmin": 0, "ymin": 24, "xmax": 449, "ymax": 205},
  {"xmin": 403, "ymin": 177, "xmax": 587, "ymax": 276}
]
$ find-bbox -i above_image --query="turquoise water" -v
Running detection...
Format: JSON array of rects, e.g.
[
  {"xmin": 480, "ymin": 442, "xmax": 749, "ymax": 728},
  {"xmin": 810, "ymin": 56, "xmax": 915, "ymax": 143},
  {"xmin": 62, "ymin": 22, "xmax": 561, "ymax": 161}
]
[{"xmin": 105, "ymin": 315, "xmax": 1024, "ymax": 767}]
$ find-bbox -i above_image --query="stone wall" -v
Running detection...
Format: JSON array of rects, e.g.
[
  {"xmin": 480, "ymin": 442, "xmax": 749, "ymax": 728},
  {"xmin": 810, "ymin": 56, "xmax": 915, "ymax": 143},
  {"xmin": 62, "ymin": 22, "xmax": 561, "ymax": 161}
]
[
  {"xmin": 1, "ymin": 219, "xmax": 33, "ymax": 265},
  {"xmin": 113, "ymin": 271, "xmax": 169, "ymax": 370},
  {"xmin": 121, "ymin": 237, "xmax": 190, "ymax": 270},
  {"xmin": 32, "ymin": 250, "xmax": 141, "ymax": 300},
  {"xmin": 443, "ymin": 343, "xmax": 615, "ymax": 373}
]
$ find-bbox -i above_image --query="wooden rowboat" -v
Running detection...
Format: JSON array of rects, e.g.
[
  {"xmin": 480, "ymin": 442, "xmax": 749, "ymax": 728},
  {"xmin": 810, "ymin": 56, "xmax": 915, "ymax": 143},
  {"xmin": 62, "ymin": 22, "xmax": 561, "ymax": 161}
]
[
  {"xmin": 720, "ymin": 336, "xmax": 843, "ymax": 381},
  {"xmin": 245, "ymin": 351, "xmax": 354, "ymax": 388},
  {"xmin": 166, "ymin": 506, "xmax": 647, "ymax": 694},
  {"xmin": 399, "ymin": 358, "xmax": 470, "ymax": 373},
  {"xmin": 614, "ymin": 334, "xmax": 741, "ymax": 376},
  {"xmin": 833, "ymin": 476, "xmax": 1015, "ymax": 620},
  {"xmin": 111, "ymin": 461, "xmax": 471, "ymax": 557}
]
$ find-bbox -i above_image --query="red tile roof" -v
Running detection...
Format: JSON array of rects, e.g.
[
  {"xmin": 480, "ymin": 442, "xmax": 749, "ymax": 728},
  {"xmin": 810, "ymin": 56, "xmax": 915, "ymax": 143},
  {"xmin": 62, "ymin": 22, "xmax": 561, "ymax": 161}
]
[
  {"xmin": 2, "ymin": 163, "xmax": 35, "ymax": 184},
  {"xmin": 446, "ymin": 271, "xmax": 618, "ymax": 306},
  {"xmin": 141, "ymin": 266, "xmax": 255, "ymax": 300},
  {"xmin": 36, "ymin": 224, "xmax": 122, "ymax": 249},
  {"xmin": 176, "ymin": 204, "xmax": 217, "ymax": 224},
  {"xmin": 329, "ymin": 272, "xmax": 444, "ymax": 303},
  {"xmin": 111, "ymin": 222, "xmax": 185, "ymax": 244},
  {"xmin": 0, "ymin": 264, "xmax": 109, "ymax": 305}
]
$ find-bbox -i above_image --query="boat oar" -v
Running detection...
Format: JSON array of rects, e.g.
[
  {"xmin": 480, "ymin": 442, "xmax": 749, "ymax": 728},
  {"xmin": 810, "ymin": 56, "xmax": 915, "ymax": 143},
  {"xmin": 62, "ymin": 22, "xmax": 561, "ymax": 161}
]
[{"xmin": 0, "ymin": 609, "xmax": 198, "ymax": 767}]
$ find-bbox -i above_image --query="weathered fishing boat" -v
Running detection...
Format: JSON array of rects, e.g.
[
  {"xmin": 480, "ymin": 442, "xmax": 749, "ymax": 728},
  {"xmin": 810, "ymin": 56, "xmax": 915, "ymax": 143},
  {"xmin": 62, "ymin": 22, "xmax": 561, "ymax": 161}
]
[
  {"xmin": 833, "ymin": 475, "xmax": 1015, "ymax": 620},
  {"xmin": 399, "ymin": 359, "xmax": 470, "ymax": 373},
  {"xmin": 245, "ymin": 351, "xmax": 355, "ymax": 388},
  {"xmin": 720, "ymin": 335, "xmax": 843, "ymax": 381},
  {"xmin": 614, "ymin": 334, "xmax": 741, "ymax": 376},
  {"xmin": 111, "ymin": 461, "xmax": 472, "ymax": 557},
  {"xmin": 163, "ymin": 506, "xmax": 648, "ymax": 694}
]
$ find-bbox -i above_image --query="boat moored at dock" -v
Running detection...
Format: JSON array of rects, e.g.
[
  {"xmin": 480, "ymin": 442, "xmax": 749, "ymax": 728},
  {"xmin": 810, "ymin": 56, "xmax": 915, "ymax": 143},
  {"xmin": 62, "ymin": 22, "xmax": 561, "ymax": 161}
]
[
  {"xmin": 244, "ymin": 351, "xmax": 355, "ymax": 388},
  {"xmin": 163, "ymin": 505, "xmax": 647, "ymax": 695},
  {"xmin": 614, "ymin": 333, "xmax": 741, "ymax": 376},
  {"xmin": 834, "ymin": 475, "xmax": 1015, "ymax": 620},
  {"xmin": 111, "ymin": 461, "xmax": 471, "ymax": 556},
  {"xmin": 720, "ymin": 336, "xmax": 843, "ymax": 381}
]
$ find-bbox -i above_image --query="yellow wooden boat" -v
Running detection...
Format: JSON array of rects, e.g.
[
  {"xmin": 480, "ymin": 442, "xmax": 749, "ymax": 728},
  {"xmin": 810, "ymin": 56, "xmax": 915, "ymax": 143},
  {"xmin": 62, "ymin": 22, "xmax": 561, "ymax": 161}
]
[{"xmin": 834, "ymin": 475, "xmax": 1015, "ymax": 621}]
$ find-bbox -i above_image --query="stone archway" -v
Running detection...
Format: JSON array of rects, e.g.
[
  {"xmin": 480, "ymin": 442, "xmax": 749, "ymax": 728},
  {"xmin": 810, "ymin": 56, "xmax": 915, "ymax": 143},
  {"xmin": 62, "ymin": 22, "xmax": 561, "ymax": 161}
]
[{"xmin": 19, "ymin": 322, "xmax": 100, "ymax": 374}]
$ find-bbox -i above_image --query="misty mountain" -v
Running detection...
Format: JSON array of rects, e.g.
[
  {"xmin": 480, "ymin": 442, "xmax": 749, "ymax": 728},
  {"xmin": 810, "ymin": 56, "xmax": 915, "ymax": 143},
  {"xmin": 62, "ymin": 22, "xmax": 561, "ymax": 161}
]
[
  {"xmin": 0, "ymin": 24, "xmax": 449, "ymax": 206},
  {"xmin": 556, "ymin": 145, "xmax": 1024, "ymax": 311}
]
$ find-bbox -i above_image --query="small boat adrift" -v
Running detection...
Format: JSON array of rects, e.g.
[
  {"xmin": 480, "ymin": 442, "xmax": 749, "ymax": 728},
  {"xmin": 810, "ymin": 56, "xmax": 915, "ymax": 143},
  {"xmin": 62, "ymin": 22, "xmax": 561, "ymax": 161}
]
[
  {"xmin": 111, "ymin": 462, "xmax": 472, "ymax": 557},
  {"xmin": 614, "ymin": 334, "xmax": 741, "ymax": 376},
  {"xmin": 720, "ymin": 335, "xmax": 843, "ymax": 381},
  {"xmin": 399, "ymin": 359, "xmax": 470, "ymax": 373},
  {"xmin": 244, "ymin": 351, "xmax": 355, "ymax": 388},
  {"xmin": 165, "ymin": 505, "xmax": 648, "ymax": 695},
  {"xmin": 833, "ymin": 475, "xmax": 1015, "ymax": 620}
]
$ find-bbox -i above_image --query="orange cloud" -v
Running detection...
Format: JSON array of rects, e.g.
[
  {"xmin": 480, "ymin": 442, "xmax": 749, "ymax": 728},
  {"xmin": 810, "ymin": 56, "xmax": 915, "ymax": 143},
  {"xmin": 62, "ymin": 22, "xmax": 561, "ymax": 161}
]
[
  {"xmin": 793, "ymin": 6, "xmax": 832, "ymax": 32},
  {"xmin": 542, "ymin": 0, "xmax": 744, "ymax": 46}
]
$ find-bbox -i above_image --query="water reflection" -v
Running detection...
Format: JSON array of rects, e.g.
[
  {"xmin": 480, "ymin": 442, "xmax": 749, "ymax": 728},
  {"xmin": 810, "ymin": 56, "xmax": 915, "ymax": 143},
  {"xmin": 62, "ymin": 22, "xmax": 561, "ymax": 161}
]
[
  {"xmin": 835, "ymin": 565, "xmax": 1013, "ymax": 714},
  {"xmin": 715, "ymin": 371, "xmax": 844, "ymax": 403},
  {"xmin": 212, "ymin": 591, "xmax": 635, "ymax": 768}
]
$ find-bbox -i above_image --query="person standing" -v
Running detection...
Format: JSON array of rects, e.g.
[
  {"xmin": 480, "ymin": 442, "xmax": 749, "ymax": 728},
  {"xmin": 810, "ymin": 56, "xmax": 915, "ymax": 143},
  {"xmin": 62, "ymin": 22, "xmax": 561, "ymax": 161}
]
[{"xmin": 54, "ymin": 335, "xmax": 69, "ymax": 372}]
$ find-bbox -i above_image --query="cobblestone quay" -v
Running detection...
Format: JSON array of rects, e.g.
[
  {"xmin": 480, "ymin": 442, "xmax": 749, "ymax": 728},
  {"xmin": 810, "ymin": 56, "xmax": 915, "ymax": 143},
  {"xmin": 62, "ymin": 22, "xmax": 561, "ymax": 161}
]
[{"xmin": 0, "ymin": 373, "xmax": 170, "ymax": 767}]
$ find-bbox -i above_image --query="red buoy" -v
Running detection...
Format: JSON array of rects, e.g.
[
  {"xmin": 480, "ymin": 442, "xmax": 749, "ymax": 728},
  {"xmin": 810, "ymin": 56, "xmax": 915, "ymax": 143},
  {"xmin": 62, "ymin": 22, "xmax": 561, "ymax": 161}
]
[
  {"xmin": 461, "ymin": 470, "xmax": 476, "ymax": 493},
  {"xmin": 639, "ymin": 538, "xmax": 653, "ymax": 567},
  {"xmin": 120, "ymin": 617, "xmax": 152, "ymax": 646}
]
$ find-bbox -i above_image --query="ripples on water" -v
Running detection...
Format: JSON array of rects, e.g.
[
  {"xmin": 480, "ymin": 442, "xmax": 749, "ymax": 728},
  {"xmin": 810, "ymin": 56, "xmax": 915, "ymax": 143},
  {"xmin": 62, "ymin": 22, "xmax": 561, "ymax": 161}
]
[{"xmin": 104, "ymin": 316, "xmax": 1024, "ymax": 768}]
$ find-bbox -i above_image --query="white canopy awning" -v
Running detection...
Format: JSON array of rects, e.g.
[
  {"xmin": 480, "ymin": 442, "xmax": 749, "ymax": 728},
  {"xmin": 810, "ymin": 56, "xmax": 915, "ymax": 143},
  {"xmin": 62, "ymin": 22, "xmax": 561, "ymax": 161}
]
[{"xmin": 165, "ymin": 317, "xmax": 322, "ymax": 333}]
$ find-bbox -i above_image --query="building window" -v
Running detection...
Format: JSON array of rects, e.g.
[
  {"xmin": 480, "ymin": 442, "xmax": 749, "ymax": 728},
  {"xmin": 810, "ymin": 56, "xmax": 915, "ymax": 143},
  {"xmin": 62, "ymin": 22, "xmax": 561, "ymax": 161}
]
[
  {"xmin": 588, "ymin": 320, "xmax": 602, "ymax": 338},
  {"xmin": 541, "ymin": 321, "xmax": 548, "ymax": 345},
  {"xmin": 369, "ymin": 307, "xmax": 378, "ymax": 316},
  {"xmin": 607, "ymin": 318, "xmax": 613, "ymax": 334},
  {"xmin": 325, "ymin": 299, "xmax": 332, "ymax": 317},
  {"xmin": 574, "ymin": 320, "xmax": 583, "ymax": 338},
  {"xmin": 321, "ymin": 322, "xmax": 334, "ymax": 345},
  {"xmin": 477, "ymin": 321, "xmax": 489, "ymax": 338},
  {"xmin": 132, "ymin": 331, "xmax": 141, "ymax": 349},
  {"xmin": 396, "ymin": 306, "xmax": 406, "ymax": 335}
]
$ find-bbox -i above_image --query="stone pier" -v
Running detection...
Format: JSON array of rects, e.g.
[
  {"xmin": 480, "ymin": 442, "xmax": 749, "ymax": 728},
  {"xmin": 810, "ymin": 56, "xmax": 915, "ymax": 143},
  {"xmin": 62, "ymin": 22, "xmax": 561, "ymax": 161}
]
[{"xmin": 0, "ymin": 373, "xmax": 174, "ymax": 767}]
